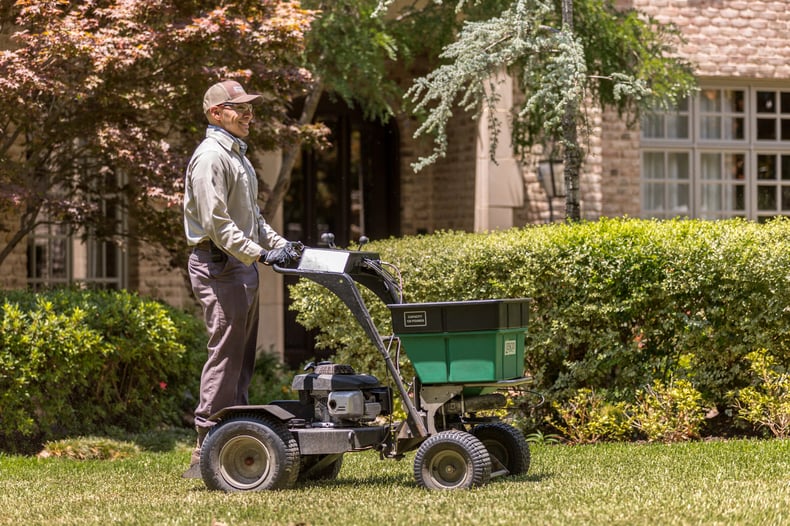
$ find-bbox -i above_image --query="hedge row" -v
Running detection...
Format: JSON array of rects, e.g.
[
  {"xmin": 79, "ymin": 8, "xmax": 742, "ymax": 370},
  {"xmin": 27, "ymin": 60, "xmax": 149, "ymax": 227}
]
[
  {"xmin": 289, "ymin": 217, "xmax": 790, "ymax": 436},
  {"xmin": 0, "ymin": 288, "xmax": 206, "ymax": 453}
]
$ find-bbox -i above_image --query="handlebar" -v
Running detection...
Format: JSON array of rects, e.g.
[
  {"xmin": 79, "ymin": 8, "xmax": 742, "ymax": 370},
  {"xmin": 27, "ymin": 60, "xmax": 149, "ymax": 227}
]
[{"xmin": 273, "ymin": 246, "xmax": 403, "ymax": 305}]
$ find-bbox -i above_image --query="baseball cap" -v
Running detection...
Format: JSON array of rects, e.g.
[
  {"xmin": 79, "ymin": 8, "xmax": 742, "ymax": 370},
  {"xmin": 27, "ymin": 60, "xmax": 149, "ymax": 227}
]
[{"xmin": 202, "ymin": 80, "xmax": 263, "ymax": 113}]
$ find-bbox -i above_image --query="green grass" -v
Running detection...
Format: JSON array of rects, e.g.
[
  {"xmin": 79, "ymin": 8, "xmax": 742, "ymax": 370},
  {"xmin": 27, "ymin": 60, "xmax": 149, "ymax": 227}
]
[{"xmin": 1, "ymin": 433, "xmax": 789, "ymax": 525}]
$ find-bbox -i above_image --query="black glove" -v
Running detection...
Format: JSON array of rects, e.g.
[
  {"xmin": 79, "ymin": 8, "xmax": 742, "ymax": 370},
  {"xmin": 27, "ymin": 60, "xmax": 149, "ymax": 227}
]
[
  {"xmin": 259, "ymin": 241, "xmax": 303, "ymax": 267},
  {"xmin": 287, "ymin": 240, "xmax": 305, "ymax": 256}
]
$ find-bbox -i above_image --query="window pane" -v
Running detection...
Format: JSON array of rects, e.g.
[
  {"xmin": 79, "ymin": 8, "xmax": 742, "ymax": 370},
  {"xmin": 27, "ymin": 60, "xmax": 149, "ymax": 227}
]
[
  {"xmin": 782, "ymin": 155, "xmax": 790, "ymax": 181},
  {"xmin": 701, "ymin": 184, "xmax": 723, "ymax": 212},
  {"xmin": 669, "ymin": 183, "xmax": 691, "ymax": 213},
  {"xmin": 701, "ymin": 153, "xmax": 722, "ymax": 180},
  {"xmin": 641, "ymin": 113, "xmax": 664, "ymax": 139},
  {"xmin": 51, "ymin": 239, "xmax": 68, "ymax": 279},
  {"xmin": 700, "ymin": 90, "xmax": 721, "ymax": 112},
  {"xmin": 757, "ymin": 118, "xmax": 777, "ymax": 140},
  {"xmin": 642, "ymin": 182, "xmax": 665, "ymax": 211},
  {"xmin": 758, "ymin": 186, "xmax": 777, "ymax": 210},
  {"xmin": 781, "ymin": 92, "xmax": 790, "ymax": 113},
  {"xmin": 724, "ymin": 117, "xmax": 745, "ymax": 140},
  {"xmin": 667, "ymin": 114, "xmax": 689, "ymax": 139},
  {"xmin": 782, "ymin": 118, "xmax": 790, "ymax": 141},
  {"xmin": 701, "ymin": 116, "xmax": 721, "ymax": 139},
  {"xmin": 758, "ymin": 154, "xmax": 777, "ymax": 180},
  {"xmin": 668, "ymin": 153, "xmax": 689, "ymax": 179},
  {"xmin": 724, "ymin": 90, "xmax": 745, "ymax": 113},
  {"xmin": 757, "ymin": 91, "xmax": 776, "ymax": 113},
  {"xmin": 725, "ymin": 153, "xmax": 745, "ymax": 180},
  {"xmin": 27, "ymin": 239, "xmax": 45, "ymax": 280},
  {"xmin": 735, "ymin": 185, "xmax": 745, "ymax": 210},
  {"xmin": 643, "ymin": 152, "xmax": 664, "ymax": 179},
  {"xmin": 782, "ymin": 186, "xmax": 790, "ymax": 211}
]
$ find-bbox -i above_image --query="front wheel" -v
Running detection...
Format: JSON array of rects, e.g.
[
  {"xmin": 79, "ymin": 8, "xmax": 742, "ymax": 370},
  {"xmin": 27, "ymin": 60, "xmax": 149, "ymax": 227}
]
[
  {"xmin": 413, "ymin": 430, "xmax": 491, "ymax": 490},
  {"xmin": 200, "ymin": 415, "xmax": 300, "ymax": 492}
]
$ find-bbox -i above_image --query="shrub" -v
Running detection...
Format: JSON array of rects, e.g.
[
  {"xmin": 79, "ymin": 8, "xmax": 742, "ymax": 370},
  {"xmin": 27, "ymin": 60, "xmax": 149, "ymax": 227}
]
[
  {"xmin": 288, "ymin": 217, "xmax": 790, "ymax": 440},
  {"xmin": 628, "ymin": 379, "xmax": 707, "ymax": 442},
  {"xmin": 550, "ymin": 388, "xmax": 632, "ymax": 444},
  {"xmin": 0, "ymin": 288, "xmax": 205, "ymax": 453},
  {"xmin": 734, "ymin": 349, "xmax": 790, "ymax": 438}
]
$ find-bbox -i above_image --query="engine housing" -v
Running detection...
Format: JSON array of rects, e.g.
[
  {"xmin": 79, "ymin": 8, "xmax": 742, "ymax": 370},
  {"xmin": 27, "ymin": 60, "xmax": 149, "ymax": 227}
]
[{"xmin": 291, "ymin": 363, "xmax": 392, "ymax": 426}]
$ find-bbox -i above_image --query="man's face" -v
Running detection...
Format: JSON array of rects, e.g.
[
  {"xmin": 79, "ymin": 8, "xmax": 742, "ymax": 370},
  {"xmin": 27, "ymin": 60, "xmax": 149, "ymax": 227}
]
[{"xmin": 212, "ymin": 103, "xmax": 255, "ymax": 138}]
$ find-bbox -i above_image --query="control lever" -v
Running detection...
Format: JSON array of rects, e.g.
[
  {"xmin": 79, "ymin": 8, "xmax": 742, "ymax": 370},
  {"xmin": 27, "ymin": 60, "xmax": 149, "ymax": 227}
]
[{"xmin": 320, "ymin": 232, "xmax": 336, "ymax": 248}]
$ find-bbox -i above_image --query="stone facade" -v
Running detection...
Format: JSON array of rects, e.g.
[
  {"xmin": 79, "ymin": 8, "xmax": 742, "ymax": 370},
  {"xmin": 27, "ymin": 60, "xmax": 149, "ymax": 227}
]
[
  {"xmin": 599, "ymin": 105, "xmax": 642, "ymax": 219},
  {"xmin": 631, "ymin": 0, "xmax": 790, "ymax": 80},
  {"xmin": 0, "ymin": 214, "xmax": 28, "ymax": 290}
]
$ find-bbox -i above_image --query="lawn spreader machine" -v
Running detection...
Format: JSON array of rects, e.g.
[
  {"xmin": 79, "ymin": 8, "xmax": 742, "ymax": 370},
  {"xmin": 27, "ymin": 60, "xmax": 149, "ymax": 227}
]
[{"xmin": 198, "ymin": 238, "xmax": 534, "ymax": 491}]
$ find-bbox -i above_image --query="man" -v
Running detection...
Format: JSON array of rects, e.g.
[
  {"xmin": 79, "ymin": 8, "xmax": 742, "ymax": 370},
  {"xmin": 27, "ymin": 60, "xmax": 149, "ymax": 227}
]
[{"xmin": 182, "ymin": 79, "xmax": 300, "ymax": 478}]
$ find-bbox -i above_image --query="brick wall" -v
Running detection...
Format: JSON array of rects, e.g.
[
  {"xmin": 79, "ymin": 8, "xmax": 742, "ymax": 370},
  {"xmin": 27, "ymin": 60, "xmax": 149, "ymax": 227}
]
[
  {"xmin": 396, "ymin": 112, "xmax": 435, "ymax": 235},
  {"xmin": 599, "ymin": 108, "xmax": 642, "ymax": 218},
  {"xmin": 397, "ymin": 108, "xmax": 478, "ymax": 234},
  {"xmin": 432, "ymin": 111, "xmax": 478, "ymax": 231}
]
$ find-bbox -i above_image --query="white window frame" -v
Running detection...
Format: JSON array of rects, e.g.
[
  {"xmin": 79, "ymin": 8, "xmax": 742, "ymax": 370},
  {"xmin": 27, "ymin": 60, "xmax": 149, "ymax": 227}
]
[{"xmin": 641, "ymin": 82, "xmax": 790, "ymax": 222}]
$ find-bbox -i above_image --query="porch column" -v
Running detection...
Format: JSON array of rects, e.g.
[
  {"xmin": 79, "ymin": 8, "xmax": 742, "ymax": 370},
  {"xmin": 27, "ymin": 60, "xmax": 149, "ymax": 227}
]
[
  {"xmin": 255, "ymin": 149, "xmax": 286, "ymax": 361},
  {"xmin": 474, "ymin": 70, "xmax": 525, "ymax": 232}
]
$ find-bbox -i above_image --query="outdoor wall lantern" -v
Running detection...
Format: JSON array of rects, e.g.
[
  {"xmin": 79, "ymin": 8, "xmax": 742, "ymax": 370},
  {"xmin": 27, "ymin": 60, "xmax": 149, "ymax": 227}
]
[{"xmin": 537, "ymin": 159, "xmax": 566, "ymax": 222}]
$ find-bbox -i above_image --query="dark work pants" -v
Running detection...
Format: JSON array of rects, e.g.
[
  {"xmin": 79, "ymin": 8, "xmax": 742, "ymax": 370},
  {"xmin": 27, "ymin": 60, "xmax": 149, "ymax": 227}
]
[{"xmin": 188, "ymin": 248, "xmax": 259, "ymax": 431}]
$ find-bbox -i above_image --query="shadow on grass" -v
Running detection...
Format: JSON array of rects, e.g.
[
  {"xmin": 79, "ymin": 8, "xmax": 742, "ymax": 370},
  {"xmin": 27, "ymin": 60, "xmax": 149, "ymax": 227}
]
[
  {"xmin": 297, "ymin": 470, "xmax": 551, "ymax": 490},
  {"xmin": 184, "ymin": 470, "xmax": 552, "ymax": 494}
]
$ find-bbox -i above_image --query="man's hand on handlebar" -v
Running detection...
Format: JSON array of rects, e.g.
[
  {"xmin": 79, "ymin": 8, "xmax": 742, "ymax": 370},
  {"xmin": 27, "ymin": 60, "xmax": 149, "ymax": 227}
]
[{"xmin": 259, "ymin": 241, "xmax": 303, "ymax": 267}]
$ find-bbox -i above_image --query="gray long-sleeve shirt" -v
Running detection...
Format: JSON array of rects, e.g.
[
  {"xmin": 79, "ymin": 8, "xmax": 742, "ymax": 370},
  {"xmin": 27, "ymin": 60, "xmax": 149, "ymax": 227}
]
[{"xmin": 184, "ymin": 126, "xmax": 286, "ymax": 266}]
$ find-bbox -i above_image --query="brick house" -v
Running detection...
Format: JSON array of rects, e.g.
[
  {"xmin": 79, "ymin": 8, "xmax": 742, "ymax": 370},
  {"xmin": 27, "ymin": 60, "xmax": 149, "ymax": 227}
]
[{"xmin": 2, "ymin": 0, "xmax": 789, "ymax": 365}]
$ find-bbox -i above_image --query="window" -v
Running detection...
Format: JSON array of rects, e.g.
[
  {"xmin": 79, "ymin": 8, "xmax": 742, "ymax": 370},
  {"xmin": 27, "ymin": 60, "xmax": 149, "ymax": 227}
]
[
  {"xmin": 27, "ymin": 222, "xmax": 127, "ymax": 291},
  {"xmin": 641, "ymin": 86, "xmax": 790, "ymax": 221},
  {"xmin": 27, "ymin": 181, "xmax": 127, "ymax": 290}
]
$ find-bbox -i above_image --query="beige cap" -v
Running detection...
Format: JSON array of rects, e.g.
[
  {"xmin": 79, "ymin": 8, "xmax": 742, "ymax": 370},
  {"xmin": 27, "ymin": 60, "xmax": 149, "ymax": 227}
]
[{"xmin": 202, "ymin": 80, "xmax": 263, "ymax": 113}]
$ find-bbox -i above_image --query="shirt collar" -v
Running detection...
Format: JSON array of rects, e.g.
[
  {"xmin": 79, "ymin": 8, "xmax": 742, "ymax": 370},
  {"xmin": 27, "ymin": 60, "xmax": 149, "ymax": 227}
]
[{"xmin": 206, "ymin": 125, "xmax": 248, "ymax": 156}]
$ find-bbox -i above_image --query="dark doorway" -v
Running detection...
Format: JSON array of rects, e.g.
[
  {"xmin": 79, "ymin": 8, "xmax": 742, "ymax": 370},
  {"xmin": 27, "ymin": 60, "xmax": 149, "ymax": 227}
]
[{"xmin": 282, "ymin": 98, "xmax": 400, "ymax": 368}]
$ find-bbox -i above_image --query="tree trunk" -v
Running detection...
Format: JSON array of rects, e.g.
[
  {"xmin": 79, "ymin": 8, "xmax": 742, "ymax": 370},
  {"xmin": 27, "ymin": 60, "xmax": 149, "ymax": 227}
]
[
  {"xmin": 262, "ymin": 77, "xmax": 325, "ymax": 219},
  {"xmin": 561, "ymin": 0, "xmax": 581, "ymax": 222},
  {"xmin": 0, "ymin": 203, "xmax": 41, "ymax": 269}
]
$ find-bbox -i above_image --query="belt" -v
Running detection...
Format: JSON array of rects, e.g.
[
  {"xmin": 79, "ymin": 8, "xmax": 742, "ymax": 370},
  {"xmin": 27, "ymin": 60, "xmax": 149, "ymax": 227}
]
[
  {"xmin": 193, "ymin": 239, "xmax": 228, "ymax": 262},
  {"xmin": 194, "ymin": 240, "xmax": 215, "ymax": 252}
]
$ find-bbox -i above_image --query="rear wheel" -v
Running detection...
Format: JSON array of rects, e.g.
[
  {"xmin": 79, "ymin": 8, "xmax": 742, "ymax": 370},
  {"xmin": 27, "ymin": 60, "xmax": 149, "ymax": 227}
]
[
  {"xmin": 200, "ymin": 415, "xmax": 300, "ymax": 492},
  {"xmin": 413, "ymin": 430, "xmax": 491, "ymax": 490},
  {"xmin": 471, "ymin": 422, "xmax": 530, "ymax": 476}
]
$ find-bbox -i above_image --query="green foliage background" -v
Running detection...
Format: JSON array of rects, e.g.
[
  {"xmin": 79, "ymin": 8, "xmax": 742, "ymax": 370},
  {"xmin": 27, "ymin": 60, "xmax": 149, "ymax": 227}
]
[
  {"xmin": 0, "ymin": 289, "xmax": 206, "ymax": 453},
  {"xmin": 289, "ymin": 218, "xmax": 790, "ymax": 435}
]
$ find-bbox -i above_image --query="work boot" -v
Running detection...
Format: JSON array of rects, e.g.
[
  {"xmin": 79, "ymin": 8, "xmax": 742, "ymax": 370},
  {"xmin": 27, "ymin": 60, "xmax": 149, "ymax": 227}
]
[{"xmin": 181, "ymin": 427, "xmax": 208, "ymax": 479}]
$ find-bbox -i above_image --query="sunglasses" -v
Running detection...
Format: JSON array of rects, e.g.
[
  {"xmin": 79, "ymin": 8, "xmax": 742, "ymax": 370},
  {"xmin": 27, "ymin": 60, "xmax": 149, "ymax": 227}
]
[{"xmin": 221, "ymin": 103, "xmax": 254, "ymax": 116}]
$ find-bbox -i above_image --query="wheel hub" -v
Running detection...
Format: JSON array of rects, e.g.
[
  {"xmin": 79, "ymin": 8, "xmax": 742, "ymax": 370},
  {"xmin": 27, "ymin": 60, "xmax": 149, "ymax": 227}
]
[{"xmin": 218, "ymin": 434, "xmax": 271, "ymax": 490}]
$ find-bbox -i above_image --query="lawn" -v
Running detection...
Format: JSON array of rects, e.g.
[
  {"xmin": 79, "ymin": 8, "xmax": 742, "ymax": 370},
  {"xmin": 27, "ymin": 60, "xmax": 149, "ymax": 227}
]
[{"xmin": 1, "ymin": 432, "xmax": 789, "ymax": 526}]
